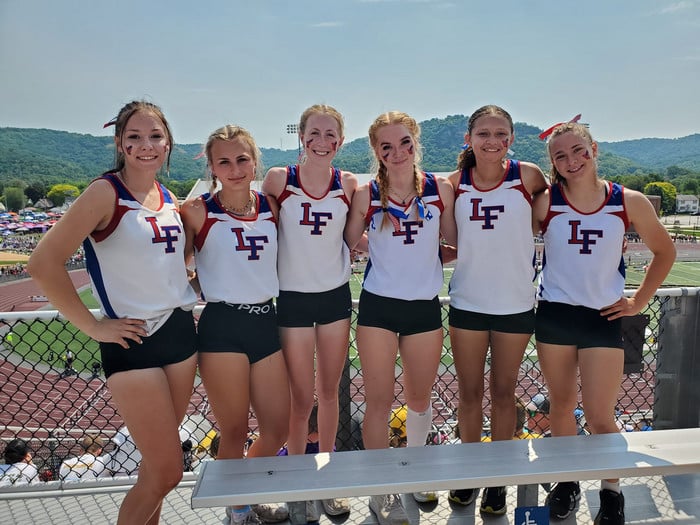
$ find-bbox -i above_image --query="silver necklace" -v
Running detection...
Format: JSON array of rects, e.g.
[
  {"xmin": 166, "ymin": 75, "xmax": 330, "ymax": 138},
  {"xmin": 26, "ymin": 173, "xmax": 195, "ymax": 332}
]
[{"xmin": 219, "ymin": 191, "xmax": 254, "ymax": 215}]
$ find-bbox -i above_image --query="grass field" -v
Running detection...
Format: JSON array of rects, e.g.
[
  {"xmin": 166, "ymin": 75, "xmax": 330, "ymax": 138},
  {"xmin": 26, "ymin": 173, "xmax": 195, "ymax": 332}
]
[
  {"xmin": 625, "ymin": 261, "xmax": 700, "ymax": 287},
  {"xmin": 5, "ymin": 261, "xmax": 698, "ymax": 373},
  {"xmin": 350, "ymin": 261, "xmax": 700, "ymax": 298},
  {"xmin": 7, "ymin": 288, "xmax": 101, "ymax": 372}
]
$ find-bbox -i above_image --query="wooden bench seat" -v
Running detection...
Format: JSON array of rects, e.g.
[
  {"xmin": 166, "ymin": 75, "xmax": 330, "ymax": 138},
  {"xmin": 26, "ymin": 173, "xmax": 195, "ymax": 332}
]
[{"xmin": 191, "ymin": 428, "xmax": 700, "ymax": 508}]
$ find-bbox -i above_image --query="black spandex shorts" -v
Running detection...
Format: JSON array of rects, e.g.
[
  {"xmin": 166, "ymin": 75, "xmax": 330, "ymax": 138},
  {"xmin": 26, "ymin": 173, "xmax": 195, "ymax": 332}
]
[
  {"xmin": 357, "ymin": 289, "xmax": 442, "ymax": 336},
  {"xmin": 449, "ymin": 306, "xmax": 535, "ymax": 334},
  {"xmin": 276, "ymin": 282, "xmax": 352, "ymax": 327},
  {"xmin": 197, "ymin": 300, "xmax": 281, "ymax": 364},
  {"xmin": 535, "ymin": 300, "xmax": 623, "ymax": 349},
  {"xmin": 100, "ymin": 308, "xmax": 196, "ymax": 378}
]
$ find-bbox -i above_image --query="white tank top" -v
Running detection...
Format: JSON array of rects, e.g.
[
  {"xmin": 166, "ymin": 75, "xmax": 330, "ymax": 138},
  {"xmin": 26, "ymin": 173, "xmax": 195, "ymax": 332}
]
[
  {"xmin": 276, "ymin": 165, "xmax": 351, "ymax": 292},
  {"xmin": 363, "ymin": 172, "xmax": 444, "ymax": 300},
  {"xmin": 537, "ymin": 181, "xmax": 628, "ymax": 309},
  {"xmin": 83, "ymin": 174, "xmax": 197, "ymax": 335},
  {"xmin": 449, "ymin": 160, "xmax": 537, "ymax": 314},
  {"xmin": 194, "ymin": 191, "xmax": 279, "ymax": 304}
]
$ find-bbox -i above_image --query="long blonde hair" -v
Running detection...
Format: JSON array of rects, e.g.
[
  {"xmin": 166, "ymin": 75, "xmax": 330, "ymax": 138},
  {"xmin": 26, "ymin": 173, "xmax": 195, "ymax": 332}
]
[{"xmin": 368, "ymin": 111, "xmax": 424, "ymax": 229}]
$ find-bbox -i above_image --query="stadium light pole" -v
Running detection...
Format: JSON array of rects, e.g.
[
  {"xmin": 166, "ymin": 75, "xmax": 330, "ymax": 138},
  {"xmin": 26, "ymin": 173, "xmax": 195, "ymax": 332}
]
[{"xmin": 286, "ymin": 123, "xmax": 301, "ymax": 157}]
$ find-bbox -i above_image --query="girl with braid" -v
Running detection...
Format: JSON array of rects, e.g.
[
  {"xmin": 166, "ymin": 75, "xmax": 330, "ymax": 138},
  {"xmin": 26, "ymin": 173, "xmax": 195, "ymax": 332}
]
[{"xmin": 345, "ymin": 111, "xmax": 456, "ymax": 525}]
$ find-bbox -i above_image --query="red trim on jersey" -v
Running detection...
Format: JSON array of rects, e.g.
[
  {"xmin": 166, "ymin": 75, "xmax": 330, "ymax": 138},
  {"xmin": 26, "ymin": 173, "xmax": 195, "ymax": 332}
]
[
  {"xmin": 469, "ymin": 160, "xmax": 511, "ymax": 192},
  {"xmin": 540, "ymin": 190, "xmax": 558, "ymax": 234},
  {"xmin": 296, "ymin": 165, "xmax": 335, "ymax": 201},
  {"xmin": 90, "ymin": 177, "xmax": 138, "ymax": 242},
  {"xmin": 194, "ymin": 214, "xmax": 222, "ymax": 252},
  {"xmin": 560, "ymin": 180, "xmax": 613, "ymax": 216}
]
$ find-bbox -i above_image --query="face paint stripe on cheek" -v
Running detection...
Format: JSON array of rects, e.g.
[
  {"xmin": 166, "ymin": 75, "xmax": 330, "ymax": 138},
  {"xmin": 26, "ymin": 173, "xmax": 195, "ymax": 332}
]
[
  {"xmin": 502, "ymin": 139, "xmax": 509, "ymax": 149},
  {"xmin": 382, "ymin": 151, "xmax": 390, "ymax": 162},
  {"xmin": 407, "ymin": 144, "xmax": 414, "ymax": 155},
  {"xmin": 331, "ymin": 141, "xmax": 338, "ymax": 152},
  {"xmin": 305, "ymin": 139, "xmax": 313, "ymax": 148},
  {"xmin": 582, "ymin": 150, "xmax": 591, "ymax": 159},
  {"xmin": 126, "ymin": 145, "xmax": 133, "ymax": 155}
]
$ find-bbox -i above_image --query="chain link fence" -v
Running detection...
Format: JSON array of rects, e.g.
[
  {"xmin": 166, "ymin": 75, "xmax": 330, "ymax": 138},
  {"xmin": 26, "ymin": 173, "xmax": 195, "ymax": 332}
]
[{"xmin": 0, "ymin": 291, "xmax": 693, "ymax": 484}]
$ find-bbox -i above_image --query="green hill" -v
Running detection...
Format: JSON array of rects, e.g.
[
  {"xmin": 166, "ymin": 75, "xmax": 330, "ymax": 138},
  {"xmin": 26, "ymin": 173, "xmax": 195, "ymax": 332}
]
[{"xmin": 1, "ymin": 117, "xmax": 699, "ymax": 189}]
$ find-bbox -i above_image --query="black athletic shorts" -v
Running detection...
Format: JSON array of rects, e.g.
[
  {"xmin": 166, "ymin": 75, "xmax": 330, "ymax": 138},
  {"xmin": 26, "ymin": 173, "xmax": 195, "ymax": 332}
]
[
  {"xmin": 197, "ymin": 300, "xmax": 281, "ymax": 364},
  {"xmin": 535, "ymin": 300, "xmax": 623, "ymax": 349},
  {"xmin": 449, "ymin": 306, "xmax": 535, "ymax": 334},
  {"xmin": 357, "ymin": 289, "xmax": 442, "ymax": 336},
  {"xmin": 276, "ymin": 282, "xmax": 352, "ymax": 327},
  {"xmin": 100, "ymin": 308, "xmax": 196, "ymax": 378}
]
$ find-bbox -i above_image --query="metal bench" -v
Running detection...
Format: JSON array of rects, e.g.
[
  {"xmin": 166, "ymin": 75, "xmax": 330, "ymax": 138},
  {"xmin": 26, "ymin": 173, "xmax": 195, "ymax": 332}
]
[{"xmin": 191, "ymin": 428, "xmax": 700, "ymax": 509}]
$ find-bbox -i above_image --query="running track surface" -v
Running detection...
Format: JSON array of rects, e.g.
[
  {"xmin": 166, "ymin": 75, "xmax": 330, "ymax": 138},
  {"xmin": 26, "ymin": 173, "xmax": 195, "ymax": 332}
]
[{"xmin": 0, "ymin": 270, "xmax": 91, "ymax": 312}]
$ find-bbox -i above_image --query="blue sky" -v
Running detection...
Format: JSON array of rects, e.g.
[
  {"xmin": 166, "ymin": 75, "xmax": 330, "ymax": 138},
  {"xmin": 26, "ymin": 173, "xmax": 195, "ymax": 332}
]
[{"xmin": 1, "ymin": 0, "xmax": 699, "ymax": 150}]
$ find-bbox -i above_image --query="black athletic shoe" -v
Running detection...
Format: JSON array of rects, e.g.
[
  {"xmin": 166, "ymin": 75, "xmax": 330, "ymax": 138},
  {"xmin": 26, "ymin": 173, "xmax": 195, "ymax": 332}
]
[
  {"xmin": 448, "ymin": 488, "xmax": 477, "ymax": 506},
  {"xmin": 480, "ymin": 486, "xmax": 506, "ymax": 515},
  {"xmin": 545, "ymin": 481, "xmax": 581, "ymax": 519},
  {"xmin": 594, "ymin": 489, "xmax": 625, "ymax": 525}
]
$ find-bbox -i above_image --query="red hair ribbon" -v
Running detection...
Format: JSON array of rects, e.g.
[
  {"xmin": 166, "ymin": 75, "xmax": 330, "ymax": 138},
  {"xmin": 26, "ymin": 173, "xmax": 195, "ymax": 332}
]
[
  {"xmin": 538, "ymin": 114, "xmax": 582, "ymax": 141},
  {"xmin": 103, "ymin": 117, "xmax": 117, "ymax": 129}
]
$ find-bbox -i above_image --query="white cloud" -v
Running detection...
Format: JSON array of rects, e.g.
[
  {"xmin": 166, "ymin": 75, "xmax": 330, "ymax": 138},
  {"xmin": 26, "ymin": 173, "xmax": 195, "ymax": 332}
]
[{"xmin": 660, "ymin": 1, "xmax": 695, "ymax": 14}]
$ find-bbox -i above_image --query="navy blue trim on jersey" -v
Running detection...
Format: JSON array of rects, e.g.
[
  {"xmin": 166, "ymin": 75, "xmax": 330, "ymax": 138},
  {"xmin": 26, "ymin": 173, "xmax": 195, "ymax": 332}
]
[{"xmin": 83, "ymin": 238, "xmax": 118, "ymax": 319}]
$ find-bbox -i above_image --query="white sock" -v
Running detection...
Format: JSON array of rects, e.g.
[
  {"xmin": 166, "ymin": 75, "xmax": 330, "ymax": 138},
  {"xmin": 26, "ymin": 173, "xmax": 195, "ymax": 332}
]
[
  {"xmin": 602, "ymin": 480, "xmax": 620, "ymax": 493},
  {"xmin": 406, "ymin": 405, "xmax": 432, "ymax": 447}
]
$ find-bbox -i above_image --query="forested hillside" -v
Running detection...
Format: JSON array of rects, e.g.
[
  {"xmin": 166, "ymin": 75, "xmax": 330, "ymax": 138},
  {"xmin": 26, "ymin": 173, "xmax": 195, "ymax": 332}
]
[{"xmin": 2, "ymin": 116, "xmax": 699, "ymax": 201}]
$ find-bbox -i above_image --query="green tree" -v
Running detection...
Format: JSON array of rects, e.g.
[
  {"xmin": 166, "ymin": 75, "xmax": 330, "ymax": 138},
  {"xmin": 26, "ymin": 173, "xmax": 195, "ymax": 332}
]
[
  {"xmin": 25, "ymin": 181, "xmax": 47, "ymax": 203},
  {"xmin": 644, "ymin": 181, "xmax": 677, "ymax": 215},
  {"xmin": 47, "ymin": 183, "xmax": 80, "ymax": 207},
  {"xmin": 4, "ymin": 187, "xmax": 26, "ymax": 211},
  {"xmin": 681, "ymin": 179, "xmax": 699, "ymax": 195},
  {"xmin": 666, "ymin": 165, "xmax": 692, "ymax": 179},
  {"xmin": 5, "ymin": 178, "xmax": 27, "ymax": 190}
]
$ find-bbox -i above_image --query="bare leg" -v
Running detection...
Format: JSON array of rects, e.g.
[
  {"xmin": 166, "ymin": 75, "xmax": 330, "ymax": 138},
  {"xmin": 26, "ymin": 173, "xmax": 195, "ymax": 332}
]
[
  {"xmin": 536, "ymin": 342, "xmax": 579, "ymax": 437},
  {"xmin": 280, "ymin": 327, "xmax": 316, "ymax": 455},
  {"xmin": 489, "ymin": 332, "xmax": 530, "ymax": 441},
  {"xmin": 109, "ymin": 354, "xmax": 196, "ymax": 524},
  {"xmin": 450, "ymin": 327, "xmax": 489, "ymax": 443},
  {"xmin": 248, "ymin": 351, "xmax": 291, "ymax": 458},
  {"xmin": 358, "ymin": 326, "xmax": 399, "ymax": 450},
  {"xmin": 314, "ymin": 318, "xmax": 351, "ymax": 453}
]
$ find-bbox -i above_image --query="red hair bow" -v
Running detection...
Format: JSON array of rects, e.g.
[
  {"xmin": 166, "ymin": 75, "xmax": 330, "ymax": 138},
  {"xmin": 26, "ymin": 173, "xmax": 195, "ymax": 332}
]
[{"xmin": 538, "ymin": 114, "xmax": 582, "ymax": 141}]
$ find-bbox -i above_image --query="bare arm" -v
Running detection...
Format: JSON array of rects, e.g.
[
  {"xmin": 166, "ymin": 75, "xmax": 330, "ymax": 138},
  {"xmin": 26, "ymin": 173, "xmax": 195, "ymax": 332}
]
[
  {"xmin": 344, "ymin": 183, "xmax": 371, "ymax": 250},
  {"xmin": 520, "ymin": 161, "xmax": 549, "ymax": 197},
  {"xmin": 341, "ymin": 170, "xmax": 359, "ymax": 202},
  {"xmin": 261, "ymin": 166, "xmax": 287, "ymax": 200},
  {"xmin": 437, "ymin": 175, "xmax": 457, "ymax": 247},
  {"xmin": 27, "ymin": 181, "xmax": 147, "ymax": 348},
  {"xmin": 180, "ymin": 197, "xmax": 206, "ymax": 268},
  {"xmin": 180, "ymin": 196, "xmax": 206, "ymax": 295},
  {"xmin": 600, "ymin": 189, "xmax": 675, "ymax": 320},
  {"xmin": 531, "ymin": 188, "xmax": 550, "ymax": 236}
]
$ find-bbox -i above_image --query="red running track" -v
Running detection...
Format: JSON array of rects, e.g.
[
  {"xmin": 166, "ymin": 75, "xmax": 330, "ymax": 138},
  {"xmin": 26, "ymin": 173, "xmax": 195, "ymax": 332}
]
[{"xmin": 0, "ymin": 270, "xmax": 91, "ymax": 312}]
